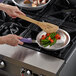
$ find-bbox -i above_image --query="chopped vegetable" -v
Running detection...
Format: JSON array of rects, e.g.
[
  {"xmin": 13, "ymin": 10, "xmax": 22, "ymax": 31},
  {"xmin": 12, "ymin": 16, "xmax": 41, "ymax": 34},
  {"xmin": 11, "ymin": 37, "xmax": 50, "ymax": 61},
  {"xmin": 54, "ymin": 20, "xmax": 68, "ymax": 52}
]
[
  {"xmin": 24, "ymin": 0, "xmax": 31, "ymax": 4},
  {"xmin": 48, "ymin": 37, "xmax": 51, "ymax": 40},
  {"xmin": 32, "ymin": 3, "xmax": 37, "ymax": 7},
  {"xmin": 41, "ymin": 35, "xmax": 46, "ymax": 40},
  {"xmin": 41, "ymin": 37, "xmax": 45, "ymax": 40},
  {"xmin": 55, "ymin": 34, "xmax": 61, "ymax": 39},
  {"xmin": 40, "ymin": 32, "xmax": 61, "ymax": 47},
  {"xmin": 46, "ymin": 33, "xmax": 50, "ymax": 36},
  {"xmin": 42, "ymin": 35, "xmax": 46, "ymax": 38},
  {"xmin": 49, "ymin": 32, "xmax": 57, "ymax": 38},
  {"xmin": 50, "ymin": 38, "xmax": 57, "ymax": 46},
  {"xmin": 50, "ymin": 39, "xmax": 54, "ymax": 43}
]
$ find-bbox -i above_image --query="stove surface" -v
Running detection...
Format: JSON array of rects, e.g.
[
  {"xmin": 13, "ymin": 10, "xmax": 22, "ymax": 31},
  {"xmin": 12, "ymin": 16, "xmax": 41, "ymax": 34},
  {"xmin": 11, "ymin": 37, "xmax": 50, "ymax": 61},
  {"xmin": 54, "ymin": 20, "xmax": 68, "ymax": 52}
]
[{"xmin": 0, "ymin": 0, "xmax": 76, "ymax": 60}]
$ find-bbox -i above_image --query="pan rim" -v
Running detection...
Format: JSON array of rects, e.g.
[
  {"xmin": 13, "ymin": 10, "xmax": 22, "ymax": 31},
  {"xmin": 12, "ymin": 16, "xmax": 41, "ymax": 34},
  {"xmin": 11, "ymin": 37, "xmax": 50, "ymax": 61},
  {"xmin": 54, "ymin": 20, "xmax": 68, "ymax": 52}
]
[
  {"xmin": 36, "ymin": 29, "xmax": 70, "ymax": 51},
  {"xmin": 12, "ymin": 0, "xmax": 51, "ymax": 9}
]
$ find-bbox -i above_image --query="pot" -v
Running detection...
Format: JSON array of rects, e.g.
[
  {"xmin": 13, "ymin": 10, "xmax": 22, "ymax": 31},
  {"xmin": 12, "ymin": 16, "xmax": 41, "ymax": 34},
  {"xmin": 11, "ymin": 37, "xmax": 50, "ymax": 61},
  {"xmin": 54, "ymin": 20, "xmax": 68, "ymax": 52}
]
[
  {"xmin": 20, "ymin": 29, "xmax": 70, "ymax": 51},
  {"xmin": 12, "ymin": 0, "xmax": 51, "ymax": 10}
]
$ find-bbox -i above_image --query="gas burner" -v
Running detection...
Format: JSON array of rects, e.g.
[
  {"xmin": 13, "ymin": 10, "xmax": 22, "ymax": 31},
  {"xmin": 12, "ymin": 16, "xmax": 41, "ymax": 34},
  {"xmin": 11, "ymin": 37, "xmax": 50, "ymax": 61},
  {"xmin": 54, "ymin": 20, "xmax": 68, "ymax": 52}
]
[
  {"xmin": 0, "ymin": 22, "xmax": 26, "ymax": 36},
  {"xmin": 66, "ymin": 13, "xmax": 76, "ymax": 23},
  {"xmin": 3, "ymin": 22, "xmax": 19, "ymax": 34}
]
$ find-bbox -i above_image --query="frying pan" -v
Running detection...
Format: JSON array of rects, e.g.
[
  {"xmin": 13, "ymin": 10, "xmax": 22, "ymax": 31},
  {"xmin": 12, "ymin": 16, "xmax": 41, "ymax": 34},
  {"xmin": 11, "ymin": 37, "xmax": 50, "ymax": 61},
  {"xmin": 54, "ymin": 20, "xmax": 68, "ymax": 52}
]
[
  {"xmin": 20, "ymin": 29, "xmax": 70, "ymax": 51},
  {"xmin": 12, "ymin": 0, "xmax": 51, "ymax": 10},
  {"xmin": 66, "ymin": 0, "xmax": 76, "ymax": 8}
]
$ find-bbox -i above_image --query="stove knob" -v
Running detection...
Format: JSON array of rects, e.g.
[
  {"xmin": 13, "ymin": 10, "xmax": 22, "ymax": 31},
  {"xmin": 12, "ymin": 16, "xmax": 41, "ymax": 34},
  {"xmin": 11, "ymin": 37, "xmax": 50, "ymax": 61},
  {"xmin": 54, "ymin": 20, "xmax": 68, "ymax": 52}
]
[
  {"xmin": 26, "ymin": 70, "xmax": 32, "ymax": 76},
  {"xmin": 21, "ymin": 68, "xmax": 32, "ymax": 76},
  {"xmin": 0, "ymin": 61, "xmax": 5, "ymax": 69},
  {"xmin": 26, "ymin": 70, "xmax": 31, "ymax": 74}
]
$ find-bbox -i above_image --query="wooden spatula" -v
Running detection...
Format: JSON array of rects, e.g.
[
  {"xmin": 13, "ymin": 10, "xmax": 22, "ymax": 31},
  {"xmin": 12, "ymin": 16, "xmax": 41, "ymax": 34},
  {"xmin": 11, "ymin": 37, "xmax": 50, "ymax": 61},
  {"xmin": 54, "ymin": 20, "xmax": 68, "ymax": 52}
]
[{"xmin": 18, "ymin": 15, "xmax": 59, "ymax": 33}]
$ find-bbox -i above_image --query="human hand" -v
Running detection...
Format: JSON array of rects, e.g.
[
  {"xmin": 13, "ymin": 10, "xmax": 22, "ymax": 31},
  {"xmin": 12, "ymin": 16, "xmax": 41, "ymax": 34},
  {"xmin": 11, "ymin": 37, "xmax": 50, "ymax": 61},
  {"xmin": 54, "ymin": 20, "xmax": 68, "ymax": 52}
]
[
  {"xmin": 0, "ymin": 3, "xmax": 25, "ymax": 18},
  {"xmin": 2, "ymin": 34, "xmax": 23, "ymax": 46}
]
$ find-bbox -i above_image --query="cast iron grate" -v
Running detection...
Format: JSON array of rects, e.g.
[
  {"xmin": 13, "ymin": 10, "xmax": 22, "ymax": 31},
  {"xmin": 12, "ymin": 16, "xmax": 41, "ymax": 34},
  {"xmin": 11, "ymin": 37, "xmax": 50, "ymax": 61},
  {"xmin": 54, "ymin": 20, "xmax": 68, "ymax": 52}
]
[{"xmin": 0, "ymin": 0, "xmax": 76, "ymax": 60}]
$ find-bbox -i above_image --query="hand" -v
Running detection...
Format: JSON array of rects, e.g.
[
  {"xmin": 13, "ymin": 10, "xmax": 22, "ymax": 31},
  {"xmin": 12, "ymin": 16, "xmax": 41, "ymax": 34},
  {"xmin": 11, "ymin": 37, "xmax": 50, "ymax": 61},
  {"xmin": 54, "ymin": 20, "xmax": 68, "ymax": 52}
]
[
  {"xmin": 0, "ymin": 3, "xmax": 25, "ymax": 18},
  {"xmin": 1, "ymin": 34, "xmax": 23, "ymax": 46}
]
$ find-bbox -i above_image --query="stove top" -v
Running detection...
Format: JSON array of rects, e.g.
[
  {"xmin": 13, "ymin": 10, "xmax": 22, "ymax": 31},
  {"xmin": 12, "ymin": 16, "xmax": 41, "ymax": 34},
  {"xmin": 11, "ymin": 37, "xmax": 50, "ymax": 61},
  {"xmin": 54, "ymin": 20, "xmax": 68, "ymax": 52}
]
[{"xmin": 0, "ymin": 0, "xmax": 76, "ymax": 60}]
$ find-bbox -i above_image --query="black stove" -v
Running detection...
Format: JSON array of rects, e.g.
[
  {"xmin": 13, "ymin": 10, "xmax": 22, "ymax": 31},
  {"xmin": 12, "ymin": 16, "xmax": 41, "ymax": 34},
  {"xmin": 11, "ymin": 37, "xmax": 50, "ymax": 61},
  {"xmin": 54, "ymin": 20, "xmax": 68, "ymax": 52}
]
[{"xmin": 0, "ymin": 0, "xmax": 76, "ymax": 60}]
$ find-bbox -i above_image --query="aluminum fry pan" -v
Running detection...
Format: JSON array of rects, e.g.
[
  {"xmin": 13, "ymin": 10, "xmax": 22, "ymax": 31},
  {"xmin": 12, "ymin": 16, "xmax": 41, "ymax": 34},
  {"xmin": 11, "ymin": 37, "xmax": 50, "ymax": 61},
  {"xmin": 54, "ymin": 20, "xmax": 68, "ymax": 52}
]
[
  {"xmin": 12, "ymin": 0, "xmax": 51, "ymax": 10},
  {"xmin": 20, "ymin": 29, "xmax": 70, "ymax": 51}
]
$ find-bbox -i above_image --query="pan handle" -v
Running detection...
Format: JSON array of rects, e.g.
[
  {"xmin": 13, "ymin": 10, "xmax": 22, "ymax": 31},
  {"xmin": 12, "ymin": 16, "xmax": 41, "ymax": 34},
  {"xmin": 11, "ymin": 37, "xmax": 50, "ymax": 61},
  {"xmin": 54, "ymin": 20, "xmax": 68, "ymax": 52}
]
[{"xmin": 20, "ymin": 38, "xmax": 32, "ymax": 43}]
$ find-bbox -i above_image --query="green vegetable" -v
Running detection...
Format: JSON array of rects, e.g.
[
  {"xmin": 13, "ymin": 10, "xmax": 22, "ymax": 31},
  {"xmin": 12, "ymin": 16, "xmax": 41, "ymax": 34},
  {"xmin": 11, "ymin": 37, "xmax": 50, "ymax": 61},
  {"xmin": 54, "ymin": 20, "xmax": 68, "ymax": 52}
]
[
  {"xmin": 40, "ymin": 39, "xmax": 49, "ymax": 44},
  {"xmin": 49, "ymin": 32, "xmax": 57, "ymax": 38},
  {"xmin": 43, "ymin": 42, "xmax": 50, "ymax": 47},
  {"xmin": 40, "ymin": 32, "xmax": 58, "ymax": 47},
  {"xmin": 50, "ymin": 38, "xmax": 57, "ymax": 46},
  {"xmin": 46, "ymin": 32, "xmax": 57, "ymax": 39}
]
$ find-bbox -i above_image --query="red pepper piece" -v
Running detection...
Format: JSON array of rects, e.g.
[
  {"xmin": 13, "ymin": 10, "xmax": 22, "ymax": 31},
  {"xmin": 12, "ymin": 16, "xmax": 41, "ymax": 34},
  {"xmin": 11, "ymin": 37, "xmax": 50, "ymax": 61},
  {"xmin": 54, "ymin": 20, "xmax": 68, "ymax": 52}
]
[
  {"xmin": 50, "ymin": 39, "xmax": 54, "ymax": 43},
  {"xmin": 55, "ymin": 34, "xmax": 61, "ymax": 39},
  {"xmin": 42, "ymin": 35, "xmax": 45, "ymax": 37},
  {"xmin": 46, "ymin": 33, "xmax": 50, "ymax": 36},
  {"xmin": 41, "ymin": 35, "xmax": 46, "ymax": 40},
  {"xmin": 48, "ymin": 37, "xmax": 51, "ymax": 40}
]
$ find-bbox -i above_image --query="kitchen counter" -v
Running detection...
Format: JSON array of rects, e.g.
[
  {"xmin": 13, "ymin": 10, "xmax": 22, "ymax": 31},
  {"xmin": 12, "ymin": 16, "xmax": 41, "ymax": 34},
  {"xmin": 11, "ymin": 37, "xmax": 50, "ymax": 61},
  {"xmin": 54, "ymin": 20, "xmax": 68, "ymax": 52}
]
[{"xmin": 0, "ymin": 44, "xmax": 64, "ymax": 76}]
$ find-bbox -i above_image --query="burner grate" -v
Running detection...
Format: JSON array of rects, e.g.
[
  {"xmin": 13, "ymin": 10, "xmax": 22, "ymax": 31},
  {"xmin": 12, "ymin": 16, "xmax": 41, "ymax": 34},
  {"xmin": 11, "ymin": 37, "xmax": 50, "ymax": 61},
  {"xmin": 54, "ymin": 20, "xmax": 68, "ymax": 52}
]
[
  {"xmin": 0, "ymin": 0, "xmax": 76, "ymax": 60},
  {"xmin": 0, "ymin": 22, "xmax": 26, "ymax": 36},
  {"xmin": 0, "ymin": 10, "xmax": 30, "ymax": 36}
]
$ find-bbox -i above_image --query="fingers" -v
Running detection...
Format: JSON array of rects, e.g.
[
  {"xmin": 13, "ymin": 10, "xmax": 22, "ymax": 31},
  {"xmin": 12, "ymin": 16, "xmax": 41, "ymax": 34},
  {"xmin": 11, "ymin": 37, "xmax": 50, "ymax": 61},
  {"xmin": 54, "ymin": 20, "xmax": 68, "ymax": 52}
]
[
  {"xmin": 16, "ymin": 36, "xmax": 24, "ymax": 45},
  {"xmin": 16, "ymin": 7, "xmax": 26, "ymax": 16},
  {"xmin": 4, "ymin": 34, "xmax": 24, "ymax": 46},
  {"xmin": 11, "ymin": 11, "xmax": 25, "ymax": 18},
  {"xmin": 9, "ymin": 14, "xmax": 17, "ymax": 18},
  {"xmin": 17, "ymin": 36, "xmax": 23, "ymax": 39},
  {"xmin": 6, "ymin": 6, "xmax": 26, "ymax": 18},
  {"xmin": 12, "ymin": 16, "xmax": 17, "ymax": 18},
  {"xmin": 18, "ymin": 40, "xmax": 24, "ymax": 45},
  {"xmin": 9, "ymin": 11, "xmax": 25, "ymax": 18},
  {"xmin": 15, "ymin": 7, "xmax": 25, "ymax": 16}
]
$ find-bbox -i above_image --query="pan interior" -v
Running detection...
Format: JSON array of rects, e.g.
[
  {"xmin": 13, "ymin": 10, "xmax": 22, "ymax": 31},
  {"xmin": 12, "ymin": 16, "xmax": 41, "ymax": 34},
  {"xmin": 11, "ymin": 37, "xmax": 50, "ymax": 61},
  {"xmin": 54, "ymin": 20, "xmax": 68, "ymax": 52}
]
[
  {"xmin": 14, "ymin": 0, "xmax": 46, "ymax": 7},
  {"xmin": 15, "ymin": 0, "xmax": 32, "ymax": 7},
  {"xmin": 36, "ymin": 29, "xmax": 70, "ymax": 50}
]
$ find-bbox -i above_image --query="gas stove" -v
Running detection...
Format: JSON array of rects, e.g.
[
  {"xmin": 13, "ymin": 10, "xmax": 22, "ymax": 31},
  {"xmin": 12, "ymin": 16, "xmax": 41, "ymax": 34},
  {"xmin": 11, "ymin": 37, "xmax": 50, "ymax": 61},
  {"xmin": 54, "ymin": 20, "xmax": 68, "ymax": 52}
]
[{"xmin": 0, "ymin": 0, "xmax": 76, "ymax": 60}]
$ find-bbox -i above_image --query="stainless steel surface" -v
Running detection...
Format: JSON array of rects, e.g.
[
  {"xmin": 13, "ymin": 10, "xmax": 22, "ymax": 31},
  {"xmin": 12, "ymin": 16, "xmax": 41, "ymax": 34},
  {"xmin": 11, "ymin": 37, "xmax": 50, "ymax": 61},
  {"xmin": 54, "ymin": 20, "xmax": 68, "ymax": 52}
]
[
  {"xmin": 12, "ymin": 0, "xmax": 51, "ymax": 10},
  {"xmin": 36, "ymin": 29, "xmax": 70, "ymax": 50},
  {"xmin": 59, "ymin": 48, "xmax": 76, "ymax": 76},
  {"xmin": 0, "ymin": 44, "xmax": 64, "ymax": 75}
]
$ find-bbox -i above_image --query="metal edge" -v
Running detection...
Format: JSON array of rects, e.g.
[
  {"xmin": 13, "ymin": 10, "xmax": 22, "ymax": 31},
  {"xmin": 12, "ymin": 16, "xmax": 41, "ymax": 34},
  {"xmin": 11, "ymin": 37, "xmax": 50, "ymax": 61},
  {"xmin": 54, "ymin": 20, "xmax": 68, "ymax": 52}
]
[
  {"xmin": 12, "ymin": 0, "xmax": 51, "ymax": 9},
  {"xmin": 36, "ymin": 29, "xmax": 70, "ymax": 51}
]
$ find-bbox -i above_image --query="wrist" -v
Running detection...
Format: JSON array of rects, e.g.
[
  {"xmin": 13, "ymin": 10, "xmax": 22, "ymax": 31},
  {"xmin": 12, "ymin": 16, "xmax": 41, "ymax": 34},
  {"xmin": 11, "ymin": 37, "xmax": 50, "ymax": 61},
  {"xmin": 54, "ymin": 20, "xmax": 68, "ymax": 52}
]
[
  {"xmin": 0, "ymin": 36, "xmax": 6, "ymax": 44},
  {"xmin": 0, "ymin": 3, "xmax": 4, "ymax": 10},
  {"xmin": 0, "ymin": 3, "xmax": 8, "ymax": 11}
]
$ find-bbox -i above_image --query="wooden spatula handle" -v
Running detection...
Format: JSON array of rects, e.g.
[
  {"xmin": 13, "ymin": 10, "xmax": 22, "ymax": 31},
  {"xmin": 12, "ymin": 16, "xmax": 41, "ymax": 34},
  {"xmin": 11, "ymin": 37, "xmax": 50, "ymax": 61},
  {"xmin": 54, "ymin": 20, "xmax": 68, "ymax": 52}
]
[{"xmin": 18, "ymin": 15, "xmax": 40, "ymax": 25}]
